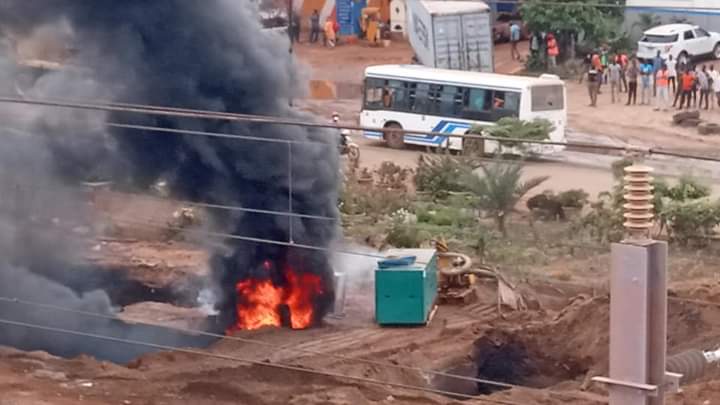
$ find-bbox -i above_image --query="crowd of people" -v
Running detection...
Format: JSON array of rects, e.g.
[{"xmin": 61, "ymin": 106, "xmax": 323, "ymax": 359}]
[
  {"xmin": 583, "ymin": 49, "xmax": 720, "ymax": 111},
  {"xmin": 289, "ymin": 10, "xmax": 339, "ymax": 48}
]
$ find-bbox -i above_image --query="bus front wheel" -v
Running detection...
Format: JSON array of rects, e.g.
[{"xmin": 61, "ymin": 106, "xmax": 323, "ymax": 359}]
[{"xmin": 384, "ymin": 123, "xmax": 405, "ymax": 149}]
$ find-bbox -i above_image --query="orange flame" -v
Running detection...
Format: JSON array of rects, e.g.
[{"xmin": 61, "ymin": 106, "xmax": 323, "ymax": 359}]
[{"xmin": 232, "ymin": 265, "xmax": 324, "ymax": 331}]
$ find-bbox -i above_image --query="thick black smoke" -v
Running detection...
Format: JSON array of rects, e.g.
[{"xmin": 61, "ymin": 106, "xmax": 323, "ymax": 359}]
[{"xmin": 0, "ymin": 0, "xmax": 339, "ymax": 361}]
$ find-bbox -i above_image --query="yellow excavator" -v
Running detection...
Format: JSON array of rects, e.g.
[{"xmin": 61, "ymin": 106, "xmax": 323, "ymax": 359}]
[{"xmin": 433, "ymin": 238, "xmax": 526, "ymax": 310}]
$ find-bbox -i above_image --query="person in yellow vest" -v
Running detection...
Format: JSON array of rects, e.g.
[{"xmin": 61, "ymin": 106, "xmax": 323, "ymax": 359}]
[
  {"xmin": 654, "ymin": 64, "xmax": 670, "ymax": 111},
  {"xmin": 324, "ymin": 18, "xmax": 336, "ymax": 48}
]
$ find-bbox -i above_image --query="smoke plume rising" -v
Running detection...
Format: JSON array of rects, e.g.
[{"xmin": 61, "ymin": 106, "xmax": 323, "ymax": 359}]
[{"xmin": 0, "ymin": 0, "xmax": 339, "ymax": 362}]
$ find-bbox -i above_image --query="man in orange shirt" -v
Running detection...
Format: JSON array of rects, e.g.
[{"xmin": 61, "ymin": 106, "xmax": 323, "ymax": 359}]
[
  {"xmin": 678, "ymin": 67, "xmax": 696, "ymax": 110},
  {"xmin": 547, "ymin": 33, "xmax": 559, "ymax": 68},
  {"xmin": 654, "ymin": 64, "xmax": 670, "ymax": 111}
]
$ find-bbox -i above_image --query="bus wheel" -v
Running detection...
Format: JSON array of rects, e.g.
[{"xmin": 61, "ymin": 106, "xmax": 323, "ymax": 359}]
[{"xmin": 384, "ymin": 123, "xmax": 405, "ymax": 149}]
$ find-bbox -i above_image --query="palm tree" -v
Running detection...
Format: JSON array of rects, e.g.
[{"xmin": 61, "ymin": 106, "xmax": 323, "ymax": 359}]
[{"xmin": 463, "ymin": 159, "xmax": 548, "ymax": 237}]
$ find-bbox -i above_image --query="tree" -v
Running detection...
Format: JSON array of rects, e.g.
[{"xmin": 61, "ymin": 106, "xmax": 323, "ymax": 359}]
[
  {"xmin": 463, "ymin": 159, "xmax": 549, "ymax": 237},
  {"xmin": 632, "ymin": 13, "xmax": 662, "ymax": 33},
  {"xmin": 521, "ymin": 0, "xmax": 626, "ymax": 60}
]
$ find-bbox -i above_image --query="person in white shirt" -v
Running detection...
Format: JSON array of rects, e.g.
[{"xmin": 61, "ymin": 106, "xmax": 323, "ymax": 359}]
[
  {"xmin": 666, "ymin": 54, "xmax": 677, "ymax": 95},
  {"xmin": 710, "ymin": 64, "xmax": 720, "ymax": 108}
]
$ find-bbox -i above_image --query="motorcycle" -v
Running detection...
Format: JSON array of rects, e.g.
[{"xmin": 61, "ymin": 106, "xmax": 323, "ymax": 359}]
[{"xmin": 332, "ymin": 113, "xmax": 360, "ymax": 167}]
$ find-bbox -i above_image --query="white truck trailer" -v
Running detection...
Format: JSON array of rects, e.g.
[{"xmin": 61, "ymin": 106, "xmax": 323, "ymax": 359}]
[{"xmin": 407, "ymin": 0, "xmax": 494, "ymax": 72}]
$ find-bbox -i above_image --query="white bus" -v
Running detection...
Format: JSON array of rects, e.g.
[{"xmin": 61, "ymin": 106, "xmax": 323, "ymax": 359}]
[{"xmin": 360, "ymin": 64, "xmax": 567, "ymax": 154}]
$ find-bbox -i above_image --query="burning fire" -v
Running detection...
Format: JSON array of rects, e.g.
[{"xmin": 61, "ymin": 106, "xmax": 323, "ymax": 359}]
[{"xmin": 232, "ymin": 263, "xmax": 324, "ymax": 331}]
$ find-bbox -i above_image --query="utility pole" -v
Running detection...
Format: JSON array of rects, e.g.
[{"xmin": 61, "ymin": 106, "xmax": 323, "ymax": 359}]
[{"xmin": 593, "ymin": 164, "xmax": 680, "ymax": 404}]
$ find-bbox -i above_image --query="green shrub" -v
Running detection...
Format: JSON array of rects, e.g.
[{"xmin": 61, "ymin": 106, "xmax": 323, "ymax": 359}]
[
  {"xmin": 416, "ymin": 204, "xmax": 476, "ymax": 227},
  {"xmin": 663, "ymin": 199, "xmax": 720, "ymax": 246},
  {"xmin": 469, "ymin": 117, "xmax": 554, "ymax": 149},
  {"xmin": 385, "ymin": 217, "xmax": 432, "ymax": 248},
  {"xmin": 414, "ymin": 155, "xmax": 476, "ymax": 198},
  {"xmin": 557, "ymin": 189, "xmax": 590, "ymax": 209}
]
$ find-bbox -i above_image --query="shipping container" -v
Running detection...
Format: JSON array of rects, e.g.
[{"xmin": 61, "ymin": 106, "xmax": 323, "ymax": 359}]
[{"xmin": 407, "ymin": 0, "xmax": 494, "ymax": 72}]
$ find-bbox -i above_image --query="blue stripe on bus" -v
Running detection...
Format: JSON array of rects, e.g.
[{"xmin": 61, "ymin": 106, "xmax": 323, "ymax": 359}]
[
  {"xmin": 364, "ymin": 130, "xmax": 383, "ymax": 139},
  {"xmin": 363, "ymin": 121, "xmax": 474, "ymax": 145}
]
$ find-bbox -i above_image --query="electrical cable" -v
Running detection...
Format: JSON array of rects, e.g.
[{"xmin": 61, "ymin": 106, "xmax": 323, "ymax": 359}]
[
  {"xmin": 5, "ymin": 96, "xmax": 720, "ymax": 163},
  {"xmin": 0, "ymin": 296, "xmax": 602, "ymax": 404},
  {"xmin": 93, "ymin": 185, "xmax": 337, "ymax": 222},
  {"xmin": 0, "ymin": 316, "xmax": 525, "ymax": 405},
  {"xmin": 7, "ymin": 95, "xmax": 720, "ymax": 163},
  {"xmin": 0, "ymin": 296, "xmax": 516, "ymax": 391}
]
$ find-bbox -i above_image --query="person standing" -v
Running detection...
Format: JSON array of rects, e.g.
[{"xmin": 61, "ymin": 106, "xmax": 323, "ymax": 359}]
[
  {"xmin": 587, "ymin": 65, "xmax": 600, "ymax": 107},
  {"xmin": 666, "ymin": 54, "xmax": 677, "ymax": 94},
  {"xmin": 530, "ymin": 32, "xmax": 540, "ymax": 59},
  {"xmin": 672, "ymin": 69, "xmax": 685, "ymax": 108},
  {"xmin": 324, "ymin": 18, "xmax": 336, "ymax": 48},
  {"xmin": 654, "ymin": 64, "xmax": 670, "ymax": 111},
  {"xmin": 652, "ymin": 50, "xmax": 664, "ymax": 97},
  {"xmin": 510, "ymin": 22, "xmax": 522, "ymax": 61},
  {"xmin": 691, "ymin": 65, "xmax": 699, "ymax": 107},
  {"xmin": 591, "ymin": 51, "xmax": 603, "ymax": 93},
  {"xmin": 678, "ymin": 67, "xmax": 695, "ymax": 109},
  {"xmin": 640, "ymin": 61, "xmax": 653, "ymax": 105},
  {"xmin": 608, "ymin": 59, "xmax": 622, "ymax": 103},
  {"xmin": 709, "ymin": 65, "xmax": 720, "ymax": 107},
  {"xmin": 600, "ymin": 46, "xmax": 609, "ymax": 84},
  {"xmin": 698, "ymin": 65, "xmax": 710, "ymax": 110},
  {"xmin": 309, "ymin": 10, "xmax": 320, "ymax": 43},
  {"xmin": 616, "ymin": 53, "xmax": 628, "ymax": 92},
  {"xmin": 547, "ymin": 33, "xmax": 559, "ymax": 69},
  {"xmin": 626, "ymin": 59, "xmax": 639, "ymax": 105},
  {"xmin": 579, "ymin": 53, "xmax": 591, "ymax": 83},
  {"xmin": 290, "ymin": 12, "xmax": 301, "ymax": 43}
]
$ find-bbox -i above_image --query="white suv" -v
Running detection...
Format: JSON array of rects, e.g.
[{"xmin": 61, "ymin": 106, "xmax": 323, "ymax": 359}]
[{"xmin": 637, "ymin": 24, "xmax": 720, "ymax": 65}]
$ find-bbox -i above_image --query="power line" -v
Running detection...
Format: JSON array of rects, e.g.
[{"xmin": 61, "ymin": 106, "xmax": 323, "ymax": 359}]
[
  {"xmin": 0, "ymin": 296, "xmax": 515, "ymax": 391},
  {"xmin": 94, "ymin": 184, "xmax": 337, "ymax": 222},
  {"xmin": 4, "ymin": 96, "xmax": 720, "ymax": 163},
  {"xmin": 0, "ymin": 316, "xmax": 525, "ymax": 405},
  {"xmin": 0, "ymin": 296, "xmax": 602, "ymax": 404}
]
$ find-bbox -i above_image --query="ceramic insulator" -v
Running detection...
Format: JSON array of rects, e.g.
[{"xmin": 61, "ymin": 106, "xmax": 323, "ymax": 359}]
[{"xmin": 623, "ymin": 165, "xmax": 654, "ymax": 241}]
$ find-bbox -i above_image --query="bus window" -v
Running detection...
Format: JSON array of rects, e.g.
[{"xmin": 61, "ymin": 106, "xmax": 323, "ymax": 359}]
[
  {"xmin": 436, "ymin": 85, "xmax": 461, "ymax": 116},
  {"xmin": 492, "ymin": 90, "xmax": 520, "ymax": 118},
  {"xmin": 531, "ymin": 85, "xmax": 564, "ymax": 111},
  {"xmin": 412, "ymin": 82, "xmax": 431, "ymax": 114},
  {"xmin": 461, "ymin": 88, "xmax": 493, "ymax": 121},
  {"xmin": 364, "ymin": 78, "xmax": 385, "ymax": 109}
]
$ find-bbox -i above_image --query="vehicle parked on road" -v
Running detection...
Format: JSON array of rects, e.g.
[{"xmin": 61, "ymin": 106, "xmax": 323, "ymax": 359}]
[
  {"xmin": 360, "ymin": 64, "xmax": 566, "ymax": 155},
  {"xmin": 637, "ymin": 24, "xmax": 720, "ymax": 65}
]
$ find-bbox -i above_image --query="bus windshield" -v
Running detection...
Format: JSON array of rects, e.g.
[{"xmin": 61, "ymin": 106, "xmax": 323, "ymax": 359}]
[{"xmin": 531, "ymin": 85, "xmax": 564, "ymax": 111}]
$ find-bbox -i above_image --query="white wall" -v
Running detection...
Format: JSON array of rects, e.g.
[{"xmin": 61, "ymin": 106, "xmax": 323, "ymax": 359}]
[
  {"xmin": 627, "ymin": 0, "xmax": 718, "ymax": 8},
  {"xmin": 625, "ymin": 0, "xmax": 720, "ymax": 40}
]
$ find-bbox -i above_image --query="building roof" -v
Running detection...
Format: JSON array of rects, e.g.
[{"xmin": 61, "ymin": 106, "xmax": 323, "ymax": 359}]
[
  {"xmin": 421, "ymin": 1, "xmax": 490, "ymax": 15},
  {"xmin": 365, "ymin": 64, "xmax": 564, "ymax": 89},
  {"xmin": 644, "ymin": 24, "xmax": 697, "ymax": 35}
]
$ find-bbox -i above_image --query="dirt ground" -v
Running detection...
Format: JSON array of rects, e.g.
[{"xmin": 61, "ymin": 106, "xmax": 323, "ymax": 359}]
[
  {"xmin": 4, "ymin": 231, "xmax": 720, "ymax": 405},
  {"xmin": 4, "ymin": 40, "xmax": 720, "ymax": 405}
]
